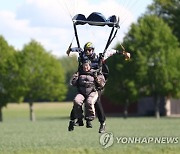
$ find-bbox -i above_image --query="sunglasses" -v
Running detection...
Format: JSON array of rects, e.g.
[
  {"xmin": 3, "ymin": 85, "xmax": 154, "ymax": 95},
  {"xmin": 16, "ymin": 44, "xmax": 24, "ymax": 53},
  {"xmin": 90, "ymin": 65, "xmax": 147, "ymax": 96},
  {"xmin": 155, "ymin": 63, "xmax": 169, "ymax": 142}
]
[{"xmin": 85, "ymin": 48, "xmax": 93, "ymax": 52}]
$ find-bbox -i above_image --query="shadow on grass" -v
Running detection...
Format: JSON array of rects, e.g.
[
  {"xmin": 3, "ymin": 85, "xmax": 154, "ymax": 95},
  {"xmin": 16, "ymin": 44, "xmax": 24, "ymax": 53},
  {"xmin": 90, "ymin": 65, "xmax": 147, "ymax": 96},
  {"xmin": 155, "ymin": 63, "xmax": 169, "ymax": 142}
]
[
  {"xmin": 105, "ymin": 113, "xmax": 180, "ymax": 119},
  {"xmin": 38, "ymin": 114, "xmax": 180, "ymax": 122},
  {"xmin": 38, "ymin": 116, "xmax": 69, "ymax": 121}
]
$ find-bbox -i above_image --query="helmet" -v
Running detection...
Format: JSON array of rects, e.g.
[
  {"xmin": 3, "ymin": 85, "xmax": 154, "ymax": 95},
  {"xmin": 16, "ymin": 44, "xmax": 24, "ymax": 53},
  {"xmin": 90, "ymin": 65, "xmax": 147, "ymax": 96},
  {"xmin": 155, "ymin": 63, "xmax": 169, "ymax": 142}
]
[{"xmin": 84, "ymin": 42, "xmax": 95, "ymax": 51}]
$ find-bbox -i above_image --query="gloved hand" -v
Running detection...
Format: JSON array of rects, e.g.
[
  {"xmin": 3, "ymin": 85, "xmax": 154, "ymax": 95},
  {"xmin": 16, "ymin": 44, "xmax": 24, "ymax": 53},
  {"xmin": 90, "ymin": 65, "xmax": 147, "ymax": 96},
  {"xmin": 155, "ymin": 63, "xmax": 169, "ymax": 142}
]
[
  {"xmin": 66, "ymin": 48, "xmax": 72, "ymax": 56},
  {"xmin": 123, "ymin": 51, "xmax": 131, "ymax": 60},
  {"xmin": 74, "ymin": 71, "xmax": 79, "ymax": 77},
  {"xmin": 66, "ymin": 42, "xmax": 72, "ymax": 56},
  {"xmin": 70, "ymin": 71, "xmax": 79, "ymax": 86}
]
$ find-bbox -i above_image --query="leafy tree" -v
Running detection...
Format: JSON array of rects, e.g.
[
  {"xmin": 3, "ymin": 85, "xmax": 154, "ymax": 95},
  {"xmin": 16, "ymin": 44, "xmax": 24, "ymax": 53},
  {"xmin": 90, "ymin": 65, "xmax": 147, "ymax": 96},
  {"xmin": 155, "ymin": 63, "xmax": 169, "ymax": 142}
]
[
  {"xmin": 147, "ymin": 0, "xmax": 180, "ymax": 42},
  {"xmin": 122, "ymin": 15, "xmax": 180, "ymax": 118},
  {"xmin": 20, "ymin": 40, "xmax": 67, "ymax": 121},
  {"xmin": 104, "ymin": 46, "xmax": 138, "ymax": 118},
  {"xmin": 59, "ymin": 55, "xmax": 78, "ymax": 101},
  {"xmin": 0, "ymin": 36, "xmax": 22, "ymax": 122}
]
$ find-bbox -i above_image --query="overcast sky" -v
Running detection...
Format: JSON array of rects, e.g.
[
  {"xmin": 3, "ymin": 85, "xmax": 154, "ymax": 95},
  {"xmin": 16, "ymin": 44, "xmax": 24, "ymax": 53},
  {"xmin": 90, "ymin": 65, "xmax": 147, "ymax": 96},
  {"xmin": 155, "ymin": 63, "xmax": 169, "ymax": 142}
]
[{"xmin": 0, "ymin": 0, "xmax": 152, "ymax": 57}]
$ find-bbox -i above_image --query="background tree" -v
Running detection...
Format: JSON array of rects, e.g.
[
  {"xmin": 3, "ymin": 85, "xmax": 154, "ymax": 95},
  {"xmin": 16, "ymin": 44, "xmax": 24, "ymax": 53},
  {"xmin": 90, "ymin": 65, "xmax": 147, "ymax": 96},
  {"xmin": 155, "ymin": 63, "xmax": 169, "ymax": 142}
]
[
  {"xmin": 104, "ymin": 48, "xmax": 138, "ymax": 118},
  {"xmin": 20, "ymin": 40, "xmax": 67, "ymax": 121},
  {"xmin": 147, "ymin": 0, "xmax": 180, "ymax": 42},
  {"xmin": 59, "ymin": 55, "xmax": 78, "ymax": 101},
  {"xmin": 0, "ymin": 36, "xmax": 22, "ymax": 122},
  {"xmin": 122, "ymin": 15, "xmax": 180, "ymax": 118}
]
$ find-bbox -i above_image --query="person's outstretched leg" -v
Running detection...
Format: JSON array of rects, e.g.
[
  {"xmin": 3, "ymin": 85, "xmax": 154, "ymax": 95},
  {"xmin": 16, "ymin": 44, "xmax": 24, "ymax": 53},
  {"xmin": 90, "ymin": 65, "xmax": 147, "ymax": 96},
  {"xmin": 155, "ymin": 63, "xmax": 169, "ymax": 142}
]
[
  {"xmin": 68, "ymin": 94, "xmax": 85, "ymax": 131},
  {"xmin": 95, "ymin": 90, "xmax": 106, "ymax": 133}
]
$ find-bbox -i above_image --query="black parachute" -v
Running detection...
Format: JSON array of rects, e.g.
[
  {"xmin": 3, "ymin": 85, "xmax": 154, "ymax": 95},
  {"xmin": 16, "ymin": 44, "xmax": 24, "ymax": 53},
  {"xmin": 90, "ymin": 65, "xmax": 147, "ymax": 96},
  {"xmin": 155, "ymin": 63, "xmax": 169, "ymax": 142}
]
[{"xmin": 72, "ymin": 12, "xmax": 120, "ymax": 55}]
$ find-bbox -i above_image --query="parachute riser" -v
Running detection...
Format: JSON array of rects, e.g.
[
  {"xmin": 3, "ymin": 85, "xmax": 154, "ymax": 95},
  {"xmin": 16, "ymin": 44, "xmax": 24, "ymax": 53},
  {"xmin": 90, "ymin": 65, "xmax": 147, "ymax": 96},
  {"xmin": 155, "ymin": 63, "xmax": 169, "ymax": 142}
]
[
  {"xmin": 102, "ymin": 26, "xmax": 119, "ymax": 56},
  {"xmin": 71, "ymin": 12, "xmax": 120, "ymax": 57},
  {"xmin": 73, "ymin": 22, "xmax": 81, "ymax": 48}
]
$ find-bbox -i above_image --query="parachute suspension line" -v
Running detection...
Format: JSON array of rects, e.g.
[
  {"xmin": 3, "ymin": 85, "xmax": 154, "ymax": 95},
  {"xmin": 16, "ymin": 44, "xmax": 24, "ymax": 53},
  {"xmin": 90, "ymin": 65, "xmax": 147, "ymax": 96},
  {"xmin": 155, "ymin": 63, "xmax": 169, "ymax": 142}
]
[
  {"xmin": 120, "ymin": 0, "xmax": 132, "ymax": 12},
  {"xmin": 74, "ymin": 0, "xmax": 78, "ymax": 16},
  {"xmin": 114, "ymin": 30, "xmax": 126, "ymax": 51},
  {"xmin": 115, "ymin": 33, "xmax": 121, "ymax": 46},
  {"xmin": 103, "ymin": 26, "xmax": 115, "ymax": 54},
  {"xmin": 59, "ymin": 0, "xmax": 73, "ymax": 20},
  {"xmin": 84, "ymin": 24, "xmax": 92, "ymax": 43},
  {"xmin": 103, "ymin": 24, "xmax": 112, "ymax": 44},
  {"xmin": 103, "ymin": 26, "xmax": 119, "ymax": 55},
  {"xmin": 87, "ymin": 26, "xmax": 98, "ymax": 45},
  {"xmin": 116, "ymin": 1, "xmax": 138, "ymax": 50},
  {"xmin": 70, "ymin": 37, "xmax": 75, "ymax": 45},
  {"xmin": 109, "ymin": 28, "xmax": 119, "ymax": 46},
  {"xmin": 120, "ymin": 0, "xmax": 139, "ymax": 25},
  {"xmin": 60, "ymin": 0, "xmax": 81, "ymax": 48},
  {"xmin": 102, "ymin": 14, "xmax": 120, "ymax": 55},
  {"xmin": 114, "ymin": 35, "xmax": 127, "ymax": 53},
  {"xmin": 56, "ymin": 0, "xmax": 73, "ymax": 21},
  {"xmin": 64, "ymin": 0, "xmax": 74, "ymax": 19},
  {"xmin": 118, "ymin": 0, "xmax": 132, "ymax": 23},
  {"xmin": 112, "ymin": 0, "xmax": 139, "ymax": 44}
]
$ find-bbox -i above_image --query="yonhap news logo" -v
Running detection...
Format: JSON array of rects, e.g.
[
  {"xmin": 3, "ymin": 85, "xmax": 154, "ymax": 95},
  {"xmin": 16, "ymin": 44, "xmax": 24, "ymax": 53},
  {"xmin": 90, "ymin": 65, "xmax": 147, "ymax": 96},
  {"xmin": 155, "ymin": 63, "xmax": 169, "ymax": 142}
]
[
  {"xmin": 99, "ymin": 132, "xmax": 114, "ymax": 148},
  {"xmin": 99, "ymin": 132, "xmax": 179, "ymax": 148}
]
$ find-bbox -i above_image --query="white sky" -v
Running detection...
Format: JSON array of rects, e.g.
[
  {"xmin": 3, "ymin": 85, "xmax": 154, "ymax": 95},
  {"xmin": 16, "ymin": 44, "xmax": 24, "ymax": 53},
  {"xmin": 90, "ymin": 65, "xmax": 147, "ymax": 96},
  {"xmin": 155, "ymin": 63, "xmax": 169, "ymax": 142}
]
[{"xmin": 0, "ymin": 0, "xmax": 152, "ymax": 58}]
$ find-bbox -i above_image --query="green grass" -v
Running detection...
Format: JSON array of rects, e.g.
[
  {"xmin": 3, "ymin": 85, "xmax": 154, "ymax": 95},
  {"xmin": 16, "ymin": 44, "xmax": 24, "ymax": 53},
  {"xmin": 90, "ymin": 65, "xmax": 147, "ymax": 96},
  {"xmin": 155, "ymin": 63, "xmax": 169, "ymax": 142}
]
[{"xmin": 0, "ymin": 103, "xmax": 180, "ymax": 154}]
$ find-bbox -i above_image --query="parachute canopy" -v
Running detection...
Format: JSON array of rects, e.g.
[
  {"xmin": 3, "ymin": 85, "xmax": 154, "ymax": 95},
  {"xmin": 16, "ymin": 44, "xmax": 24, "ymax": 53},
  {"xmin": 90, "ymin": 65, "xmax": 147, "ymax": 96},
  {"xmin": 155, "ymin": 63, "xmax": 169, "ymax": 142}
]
[
  {"xmin": 72, "ymin": 12, "xmax": 120, "ymax": 28},
  {"xmin": 72, "ymin": 12, "xmax": 120, "ymax": 52}
]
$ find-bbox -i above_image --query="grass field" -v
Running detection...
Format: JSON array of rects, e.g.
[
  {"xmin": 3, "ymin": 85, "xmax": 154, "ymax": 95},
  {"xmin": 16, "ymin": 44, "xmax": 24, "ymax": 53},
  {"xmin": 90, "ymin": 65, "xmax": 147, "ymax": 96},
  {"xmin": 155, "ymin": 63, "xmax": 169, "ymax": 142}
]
[{"xmin": 0, "ymin": 103, "xmax": 180, "ymax": 154}]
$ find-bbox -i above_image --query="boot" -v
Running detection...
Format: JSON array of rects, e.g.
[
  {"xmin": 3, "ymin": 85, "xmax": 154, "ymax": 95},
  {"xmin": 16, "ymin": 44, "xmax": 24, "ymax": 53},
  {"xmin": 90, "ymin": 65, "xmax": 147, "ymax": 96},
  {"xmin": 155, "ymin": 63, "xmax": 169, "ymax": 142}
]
[
  {"xmin": 68, "ymin": 120, "xmax": 74, "ymax": 131},
  {"xmin": 74, "ymin": 119, "xmax": 84, "ymax": 126},
  {"xmin": 86, "ymin": 120, "xmax": 92, "ymax": 128},
  {"xmin": 99, "ymin": 122, "xmax": 106, "ymax": 133}
]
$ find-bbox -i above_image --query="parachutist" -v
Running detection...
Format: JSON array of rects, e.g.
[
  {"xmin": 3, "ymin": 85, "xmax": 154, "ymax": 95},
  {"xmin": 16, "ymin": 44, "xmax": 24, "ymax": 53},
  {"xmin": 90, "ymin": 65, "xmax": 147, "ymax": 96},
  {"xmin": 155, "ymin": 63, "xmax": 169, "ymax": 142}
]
[{"xmin": 67, "ymin": 12, "xmax": 130, "ymax": 133}]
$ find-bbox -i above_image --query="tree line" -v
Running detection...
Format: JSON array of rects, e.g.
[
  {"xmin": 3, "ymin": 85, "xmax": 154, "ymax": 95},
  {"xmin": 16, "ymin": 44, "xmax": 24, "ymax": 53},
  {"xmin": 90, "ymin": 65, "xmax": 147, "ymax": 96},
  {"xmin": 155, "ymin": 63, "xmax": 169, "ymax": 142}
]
[
  {"xmin": 104, "ymin": 0, "xmax": 180, "ymax": 118},
  {"xmin": 1, "ymin": 0, "xmax": 180, "ymax": 121},
  {"xmin": 0, "ymin": 37, "xmax": 67, "ymax": 122}
]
